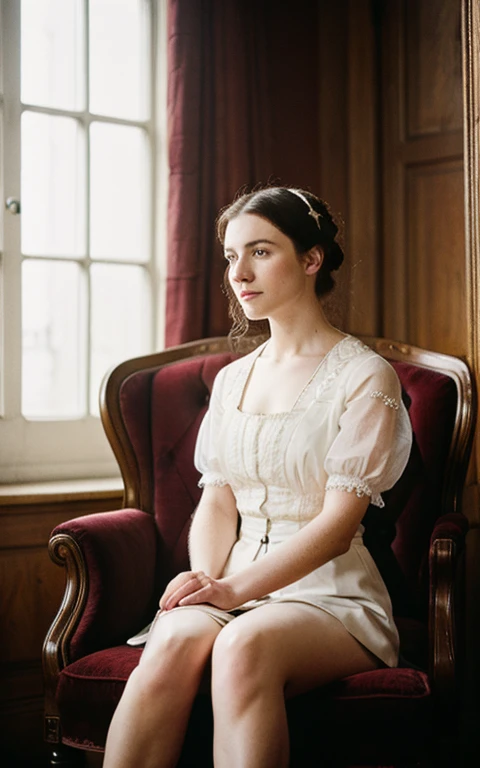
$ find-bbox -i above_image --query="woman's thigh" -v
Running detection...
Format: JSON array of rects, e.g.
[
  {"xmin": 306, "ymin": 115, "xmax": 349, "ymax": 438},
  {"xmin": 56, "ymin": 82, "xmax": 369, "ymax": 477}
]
[{"xmin": 213, "ymin": 602, "xmax": 380, "ymax": 697}]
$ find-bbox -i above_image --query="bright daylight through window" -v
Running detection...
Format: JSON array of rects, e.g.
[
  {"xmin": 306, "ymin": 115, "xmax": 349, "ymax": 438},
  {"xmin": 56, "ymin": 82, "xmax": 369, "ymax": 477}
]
[
  {"xmin": 0, "ymin": 0, "xmax": 157, "ymax": 482},
  {"xmin": 21, "ymin": 0, "xmax": 152, "ymax": 418}
]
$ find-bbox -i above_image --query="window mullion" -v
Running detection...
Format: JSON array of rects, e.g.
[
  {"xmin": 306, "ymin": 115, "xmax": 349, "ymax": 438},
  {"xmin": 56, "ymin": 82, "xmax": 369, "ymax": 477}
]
[
  {"xmin": 20, "ymin": 102, "xmax": 150, "ymax": 131},
  {"xmin": 148, "ymin": 0, "xmax": 157, "ymax": 351},
  {"xmin": 85, "ymin": 0, "xmax": 91, "ymax": 415},
  {"xmin": 154, "ymin": 0, "xmax": 168, "ymax": 351},
  {"xmin": 2, "ymin": 0, "xmax": 22, "ymax": 419}
]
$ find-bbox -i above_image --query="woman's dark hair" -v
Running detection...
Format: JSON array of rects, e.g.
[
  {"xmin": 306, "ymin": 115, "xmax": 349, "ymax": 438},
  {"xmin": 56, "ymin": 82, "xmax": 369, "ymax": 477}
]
[{"xmin": 216, "ymin": 186, "xmax": 344, "ymax": 350}]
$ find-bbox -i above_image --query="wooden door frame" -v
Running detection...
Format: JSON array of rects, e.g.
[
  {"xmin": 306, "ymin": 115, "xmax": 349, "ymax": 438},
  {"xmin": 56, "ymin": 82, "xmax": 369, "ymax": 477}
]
[{"xmin": 462, "ymin": 0, "xmax": 480, "ymax": 505}]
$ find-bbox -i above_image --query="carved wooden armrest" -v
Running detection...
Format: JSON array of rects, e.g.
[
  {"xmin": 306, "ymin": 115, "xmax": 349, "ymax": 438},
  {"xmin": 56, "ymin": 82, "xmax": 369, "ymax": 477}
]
[
  {"xmin": 43, "ymin": 508, "xmax": 158, "ymax": 734},
  {"xmin": 428, "ymin": 512, "xmax": 468, "ymax": 704}
]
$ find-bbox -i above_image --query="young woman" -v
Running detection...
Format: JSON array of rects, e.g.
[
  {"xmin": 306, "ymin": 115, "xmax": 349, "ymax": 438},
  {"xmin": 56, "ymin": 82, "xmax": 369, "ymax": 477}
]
[{"xmin": 104, "ymin": 187, "xmax": 412, "ymax": 768}]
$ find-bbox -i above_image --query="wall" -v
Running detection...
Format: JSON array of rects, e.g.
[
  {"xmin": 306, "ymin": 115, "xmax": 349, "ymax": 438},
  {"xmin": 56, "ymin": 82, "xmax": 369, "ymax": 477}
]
[
  {"xmin": 318, "ymin": 0, "xmax": 476, "ymax": 506},
  {"xmin": 0, "ymin": 483, "xmax": 122, "ymax": 763},
  {"xmin": 318, "ymin": 0, "xmax": 466, "ymax": 355},
  {"xmin": 317, "ymin": 0, "xmax": 478, "ymax": 750}
]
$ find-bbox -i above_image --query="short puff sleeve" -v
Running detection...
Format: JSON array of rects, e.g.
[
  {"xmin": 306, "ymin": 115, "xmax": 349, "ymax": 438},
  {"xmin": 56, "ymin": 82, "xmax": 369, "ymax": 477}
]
[
  {"xmin": 324, "ymin": 355, "xmax": 412, "ymax": 508},
  {"xmin": 194, "ymin": 367, "xmax": 228, "ymax": 488}
]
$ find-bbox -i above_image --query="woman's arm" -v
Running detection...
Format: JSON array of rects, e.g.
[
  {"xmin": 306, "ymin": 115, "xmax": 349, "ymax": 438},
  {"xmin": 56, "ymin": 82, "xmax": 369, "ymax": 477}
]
[
  {"xmin": 189, "ymin": 484, "xmax": 238, "ymax": 576},
  {"xmin": 159, "ymin": 483, "xmax": 238, "ymax": 609},
  {"xmin": 163, "ymin": 489, "xmax": 370, "ymax": 611}
]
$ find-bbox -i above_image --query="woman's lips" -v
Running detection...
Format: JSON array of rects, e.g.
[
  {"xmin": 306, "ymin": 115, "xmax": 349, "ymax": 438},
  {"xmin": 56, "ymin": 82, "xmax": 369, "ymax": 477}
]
[{"xmin": 239, "ymin": 291, "xmax": 262, "ymax": 301}]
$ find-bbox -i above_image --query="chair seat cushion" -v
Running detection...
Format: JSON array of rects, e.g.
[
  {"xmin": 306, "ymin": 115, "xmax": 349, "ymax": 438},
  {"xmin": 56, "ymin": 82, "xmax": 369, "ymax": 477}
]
[
  {"xmin": 58, "ymin": 646, "xmax": 141, "ymax": 749},
  {"xmin": 57, "ymin": 645, "xmax": 432, "ymax": 753}
]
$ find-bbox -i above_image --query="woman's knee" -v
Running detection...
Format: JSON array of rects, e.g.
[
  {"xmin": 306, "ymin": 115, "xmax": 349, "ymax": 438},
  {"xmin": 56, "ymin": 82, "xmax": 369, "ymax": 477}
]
[
  {"xmin": 212, "ymin": 622, "xmax": 278, "ymax": 702},
  {"xmin": 138, "ymin": 613, "xmax": 217, "ymax": 687}
]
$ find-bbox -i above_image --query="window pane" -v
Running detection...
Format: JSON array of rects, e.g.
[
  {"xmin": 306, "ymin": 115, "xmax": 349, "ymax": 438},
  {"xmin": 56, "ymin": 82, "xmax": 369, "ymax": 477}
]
[
  {"xmin": 89, "ymin": 0, "xmax": 150, "ymax": 120},
  {"xmin": 22, "ymin": 112, "xmax": 86, "ymax": 257},
  {"xmin": 22, "ymin": 260, "xmax": 86, "ymax": 418},
  {"xmin": 21, "ymin": 0, "xmax": 85, "ymax": 111},
  {"xmin": 90, "ymin": 122, "xmax": 150, "ymax": 261},
  {"xmin": 90, "ymin": 263, "xmax": 151, "ymax": 414},
  {"xmin": 0, "ymin": 108, "xmax": 3, "ymax": 252}
]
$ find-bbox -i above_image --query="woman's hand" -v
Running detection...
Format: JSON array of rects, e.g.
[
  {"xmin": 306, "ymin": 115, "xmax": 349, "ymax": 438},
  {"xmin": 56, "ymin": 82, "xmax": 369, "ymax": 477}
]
[{"xmin": 159, "ymin": 571, "xmax": 240, "ymax": 611}]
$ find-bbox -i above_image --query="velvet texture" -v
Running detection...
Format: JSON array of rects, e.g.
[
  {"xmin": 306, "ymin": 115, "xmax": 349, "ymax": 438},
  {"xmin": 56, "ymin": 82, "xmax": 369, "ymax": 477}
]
[
  {"xmin": 166, "ymin": 0, "xmax": 321, "ymax": 345},
  {"xmin": 50, "ymin": 353, "xmax": 463, "ymax": 761},
  {"xmin": 53, "ymin": 509, "xmax": 158, "ymax": 662},
  {"xmin": 57, "ymin": 651, "xmax": 431, "ymax": 754}
]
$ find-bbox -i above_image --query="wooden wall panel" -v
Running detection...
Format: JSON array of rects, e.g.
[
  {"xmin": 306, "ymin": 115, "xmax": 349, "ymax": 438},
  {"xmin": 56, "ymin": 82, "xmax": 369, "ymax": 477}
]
[
  {"xmin": 346, "ymin": 0, "xmax": 381, "ymax": 336},
  {"xmin": 0, "ymin": 547, "xmax": 66, "ymax": 664},
  {"xmin": 0, "ymin": 486, "xmax": 123, "ymax": 762},
  {"xmin": 406, "ymin": 160, "xmax": 466, "ymax": 354},
  {"xmin": 462, "ymin": 0, "xmax": 480, "ymax": 734},
  {"xmin": 382, "ymin": 0, "xmax": 465, "ymax": 357},
  {"xmin": 318, "ymin": 0, "xmax": 381, "ymax": 338},
  {"xmin": 406, "ymin": 0, "xmax": 463, "ymax": 137},
  {"xmin": 317, "ymin": 0, "xmax": 350, "ymax": 330},
  {"xmin": 462, "ymin": 0, "xmax": 480, "ymax": 502}
]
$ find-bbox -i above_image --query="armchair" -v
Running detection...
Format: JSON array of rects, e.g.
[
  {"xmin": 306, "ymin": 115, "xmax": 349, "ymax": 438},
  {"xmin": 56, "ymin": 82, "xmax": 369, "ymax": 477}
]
[{"xmin": 43, "ymin": 336, "xmax": 476, "ymax": 766}]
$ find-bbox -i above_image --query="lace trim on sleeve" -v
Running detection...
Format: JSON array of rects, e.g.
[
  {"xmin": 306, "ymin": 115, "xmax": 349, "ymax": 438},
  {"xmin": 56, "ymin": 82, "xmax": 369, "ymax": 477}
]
[
  {"xmin": 325, "ymin": 474, "xmax": 385, "ymax": 508},
  {"xmin": 198, "ymin": 472, "xmax": 228, "ymax": 488},
  {"xmin": 370, "ymin": 390, "xmax": 399, "ymax": 410}
]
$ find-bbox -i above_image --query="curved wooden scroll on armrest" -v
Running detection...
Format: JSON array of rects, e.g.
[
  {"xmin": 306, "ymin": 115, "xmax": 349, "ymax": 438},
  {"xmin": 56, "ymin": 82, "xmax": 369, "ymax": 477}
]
[
  {"xmin": 42, "ymin": 508, "xmax": 158, "ymax": 743},
  {"xmin": 428, "ymin": 512, "xmax": 468, "ymax": 704},
  {"xmin": 43, "ymin": 533, "xmax": 88, "ymax": 741}
]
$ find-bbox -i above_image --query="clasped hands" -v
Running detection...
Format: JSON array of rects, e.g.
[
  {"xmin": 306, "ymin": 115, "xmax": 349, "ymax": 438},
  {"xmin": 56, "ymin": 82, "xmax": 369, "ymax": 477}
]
[{"xmin": 159, "ymin": 571, "xmax": 240, "ymax": 612}]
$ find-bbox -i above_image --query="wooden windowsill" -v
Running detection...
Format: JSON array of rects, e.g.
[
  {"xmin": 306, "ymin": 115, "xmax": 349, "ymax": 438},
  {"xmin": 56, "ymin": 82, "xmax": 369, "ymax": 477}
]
[{"xmin": 0, "ymin": 476, "xmax": 124, "ymax": 506}]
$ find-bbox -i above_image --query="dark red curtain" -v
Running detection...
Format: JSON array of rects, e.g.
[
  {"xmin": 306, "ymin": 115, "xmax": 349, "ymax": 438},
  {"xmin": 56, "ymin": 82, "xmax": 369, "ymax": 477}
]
[{"xmin": 166, "ymin": 0, "xmax": 321, "ymax": 345}]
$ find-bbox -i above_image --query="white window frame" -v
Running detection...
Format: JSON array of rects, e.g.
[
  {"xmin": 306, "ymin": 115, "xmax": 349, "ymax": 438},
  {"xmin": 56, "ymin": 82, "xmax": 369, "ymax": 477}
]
[{"xmin": 0, "ymin": 0, "xmax": 168, "ymax": 483}]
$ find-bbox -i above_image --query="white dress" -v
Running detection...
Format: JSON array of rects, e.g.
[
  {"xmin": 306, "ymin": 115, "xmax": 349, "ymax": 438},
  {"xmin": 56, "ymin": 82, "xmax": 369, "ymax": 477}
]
[{"xmin": 193, "ymin": 335, "xmax": 412, "ymax": 667}]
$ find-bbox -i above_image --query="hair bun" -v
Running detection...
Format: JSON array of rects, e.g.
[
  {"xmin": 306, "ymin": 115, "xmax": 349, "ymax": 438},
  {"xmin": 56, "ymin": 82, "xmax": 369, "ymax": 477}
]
[{"xmin": 326, "ymin": 241, "xmax": 344, "ymax": 272}]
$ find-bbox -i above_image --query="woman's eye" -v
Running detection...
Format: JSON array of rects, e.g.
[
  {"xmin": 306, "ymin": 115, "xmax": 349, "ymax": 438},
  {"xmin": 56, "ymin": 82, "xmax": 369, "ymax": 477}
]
[
  {"xmin": 224, "ymin": 253, "xmax": 236, "ymax": 262},
  {"xmin": 254, "ymin": 249, "xmax": 267, "ymax": 257}
]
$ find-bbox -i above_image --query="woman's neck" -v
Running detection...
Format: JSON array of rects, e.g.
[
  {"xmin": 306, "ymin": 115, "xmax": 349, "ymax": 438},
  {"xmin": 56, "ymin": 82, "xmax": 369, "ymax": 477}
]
[{"xmin": 265, "ymin": 304, "xmax": 345, "ymax": 361}]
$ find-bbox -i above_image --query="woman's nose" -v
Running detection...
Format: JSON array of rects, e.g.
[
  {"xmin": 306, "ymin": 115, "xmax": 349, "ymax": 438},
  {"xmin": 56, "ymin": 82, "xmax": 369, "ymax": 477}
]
[{"xmin": 231, "ymin": 256, "xmax": 253, "ymax": 282}]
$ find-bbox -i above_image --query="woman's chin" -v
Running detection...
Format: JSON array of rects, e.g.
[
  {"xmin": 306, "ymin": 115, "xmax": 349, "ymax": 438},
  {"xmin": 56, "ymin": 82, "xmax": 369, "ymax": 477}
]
[{"xmin": 242, "ymin": 307, "xmax": 267, "ymax": 322}]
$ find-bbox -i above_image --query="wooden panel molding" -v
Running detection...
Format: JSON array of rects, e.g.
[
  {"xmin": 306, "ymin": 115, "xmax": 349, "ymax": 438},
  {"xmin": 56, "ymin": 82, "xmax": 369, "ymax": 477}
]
[
  {"xmin": 382, "ymin": 0, "xmax": 465, "ymax": 349},
  {"xmin": 406, "ymin": 0, "xmax": 463, "ymax": 139},
  {"xmin": 406, "ymin": 160, "xmax": 466, "ymax": 355},
  {"xmin": 462, "ymin": 0, "xmax": 480, "ymax": 493}
]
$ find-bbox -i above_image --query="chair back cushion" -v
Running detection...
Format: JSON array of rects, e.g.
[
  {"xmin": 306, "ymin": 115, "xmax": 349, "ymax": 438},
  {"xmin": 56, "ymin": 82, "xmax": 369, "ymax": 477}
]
[
  {"xmin": 119, "ymin": 353, "xmax": 236, "ymax": 589},
  {"xmin": 119, "ymin": 352, "xmax": 458, "ymax": 621},
  {"xmin": 385, "ymin": 362, "xmax": 457, "ymax": 615}
]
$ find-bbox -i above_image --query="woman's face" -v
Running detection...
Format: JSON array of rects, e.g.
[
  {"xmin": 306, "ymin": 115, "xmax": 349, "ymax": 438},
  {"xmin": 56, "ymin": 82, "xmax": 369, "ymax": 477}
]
[{"xmin": 224, "ymin": 213, "xmax": 320, "ymax": 322}]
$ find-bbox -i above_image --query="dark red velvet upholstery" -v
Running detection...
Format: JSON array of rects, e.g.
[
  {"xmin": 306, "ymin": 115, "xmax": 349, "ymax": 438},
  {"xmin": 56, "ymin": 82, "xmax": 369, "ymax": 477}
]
[
  {"xmin": 56, "ymin": 649, "xmax": 431, "ymax": 754},
  {"xmin": 120, "ymin": 355, "xmax": 237, "ymax": 588},
  {"xmin": 46, "ymin": 346, "xmax": 471, "ymax": 765},
  {"xmin": 389, "ymin": 364, "xmax": 457, "ymax": 595},
  {"xmin": 61, "ymin": 509, "xmax": 158, "ymax": 662}
]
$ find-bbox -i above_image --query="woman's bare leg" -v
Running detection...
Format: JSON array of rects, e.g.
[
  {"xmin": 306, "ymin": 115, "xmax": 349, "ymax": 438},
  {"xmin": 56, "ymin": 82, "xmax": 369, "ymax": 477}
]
[
  {"xmin": 211, "ymin": 604, "xmax": 379, "ymax": 768},
  {"xmin": 104, "ymin": 608, "xmax": 222, "ymax": 768}
]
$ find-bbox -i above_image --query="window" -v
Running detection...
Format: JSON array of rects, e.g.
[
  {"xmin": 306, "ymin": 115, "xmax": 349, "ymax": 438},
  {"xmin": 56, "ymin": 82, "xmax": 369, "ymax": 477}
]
[{"xmin": 0, "ymin": 0, "xmax": 166, "ymax": 482}]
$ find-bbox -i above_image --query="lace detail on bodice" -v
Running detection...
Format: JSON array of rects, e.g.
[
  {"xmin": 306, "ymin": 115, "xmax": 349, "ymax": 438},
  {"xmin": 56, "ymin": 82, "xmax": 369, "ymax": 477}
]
[
  {"xmin": 196, "ymin": 334, "xmax": 408, "ymax": 516},
  {"xmin": 314, "ymin": 336, "xmax": 371, "ymax": 400},
  {"xmin": 232, "ymin": 335, "xmax": 370, "ymax": 414}
]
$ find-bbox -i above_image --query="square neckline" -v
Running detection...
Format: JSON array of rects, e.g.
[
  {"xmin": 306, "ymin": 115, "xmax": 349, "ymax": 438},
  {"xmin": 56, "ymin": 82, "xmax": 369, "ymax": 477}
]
[{"xmin": 236, "ymin": 334, "xmax": 351, "ymax": 417}]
